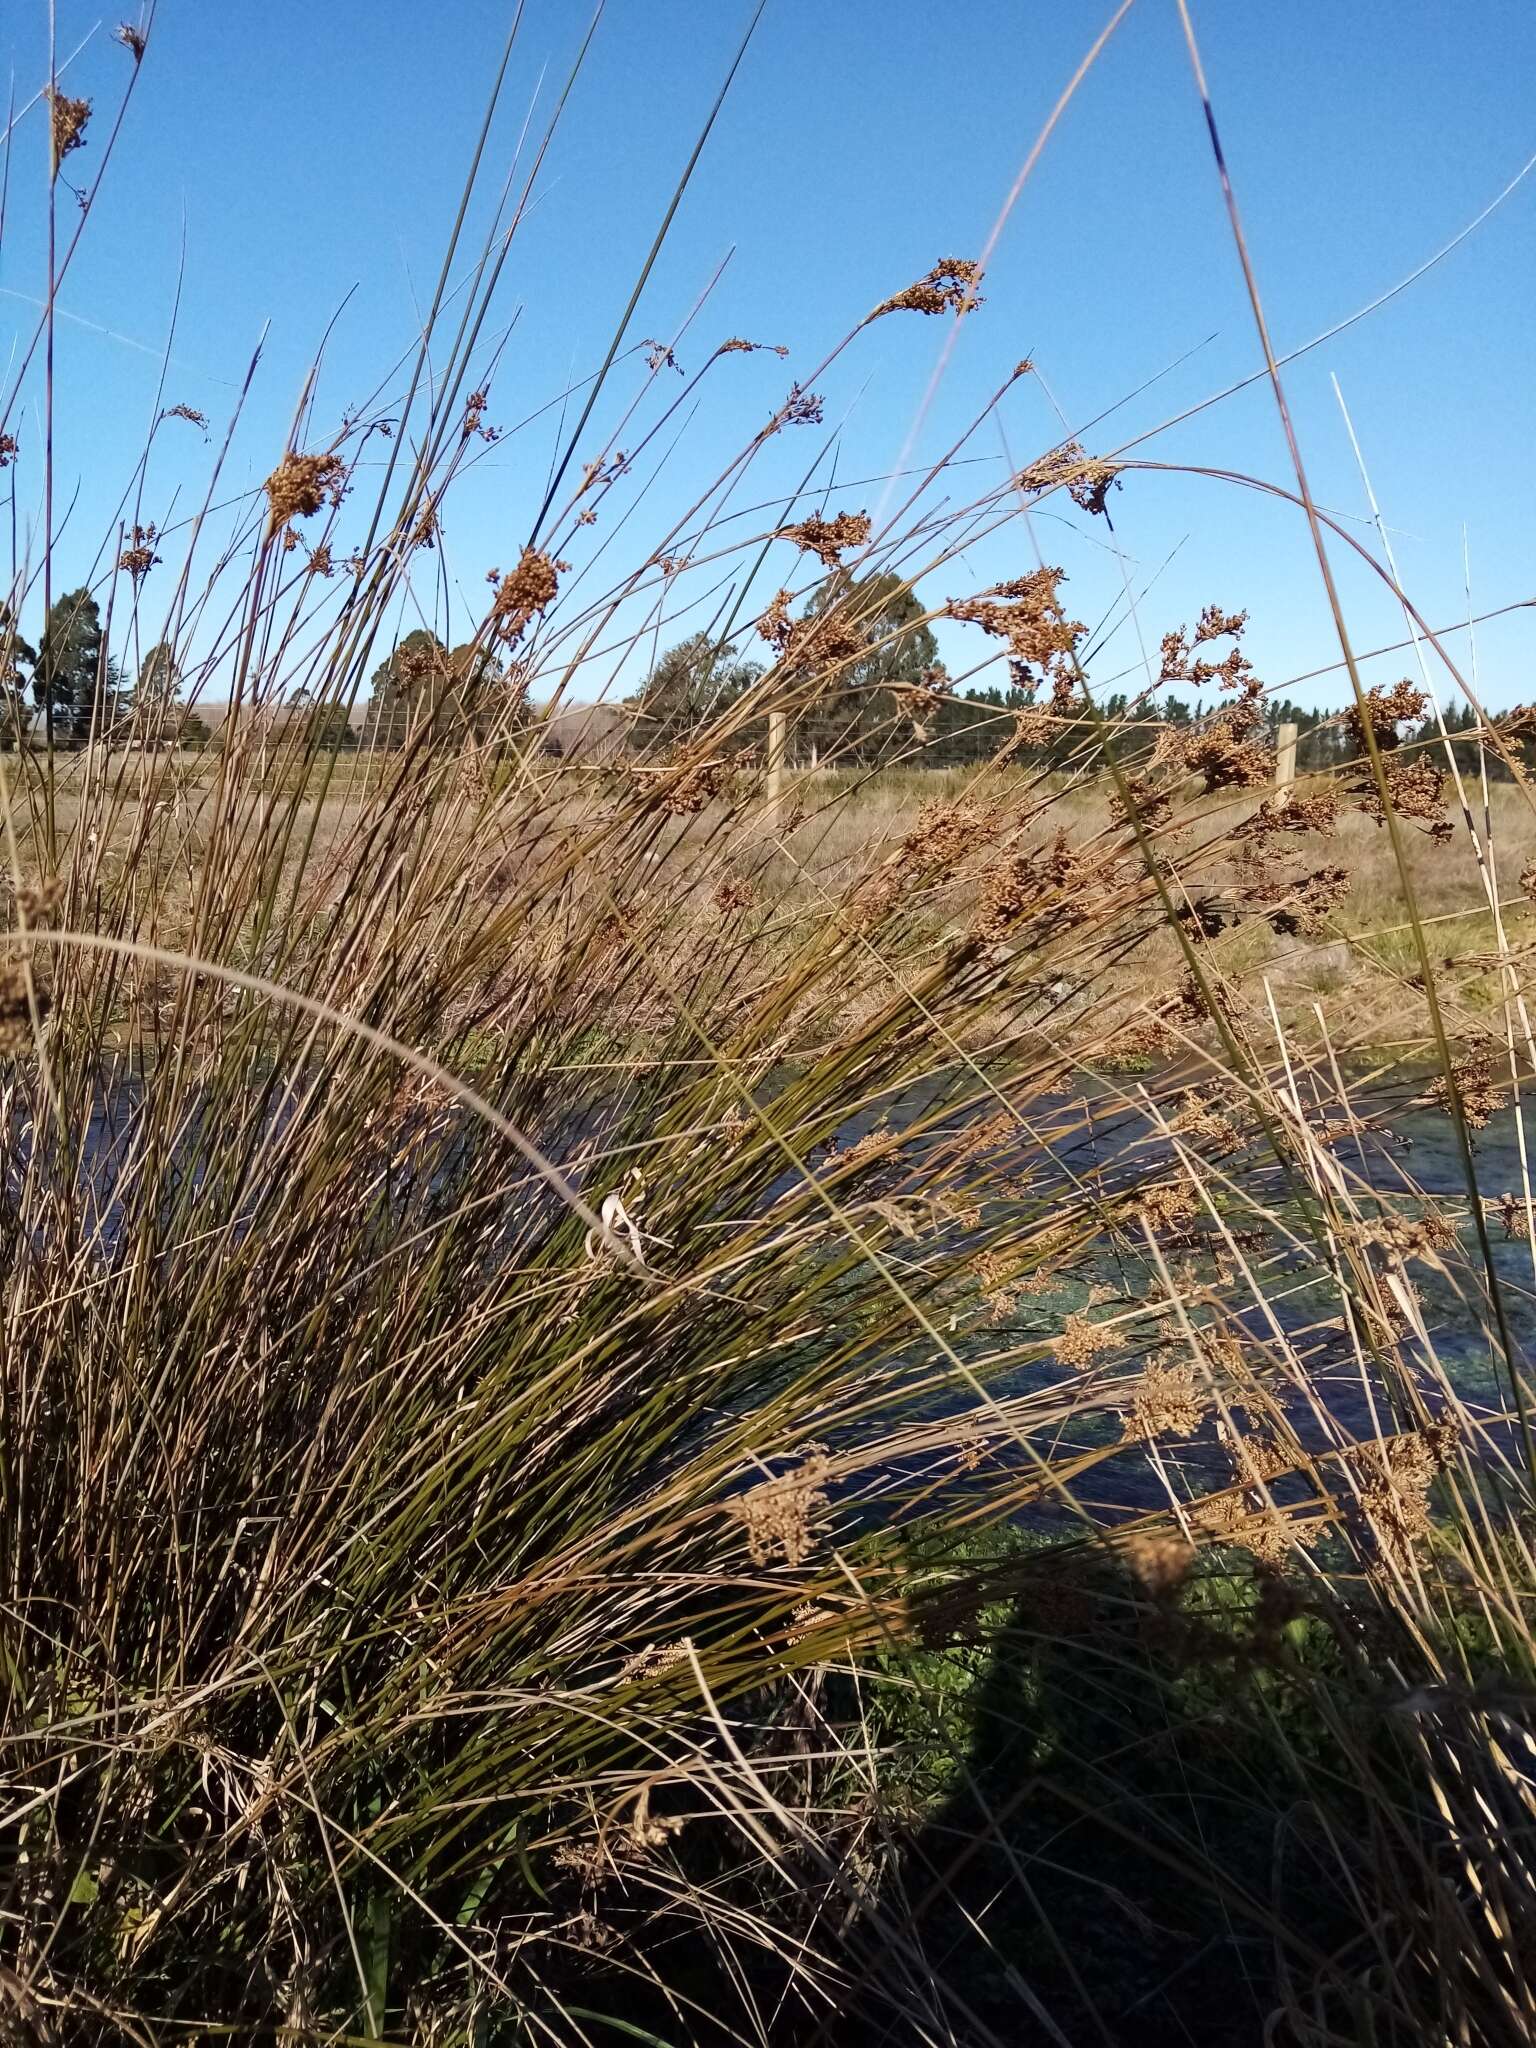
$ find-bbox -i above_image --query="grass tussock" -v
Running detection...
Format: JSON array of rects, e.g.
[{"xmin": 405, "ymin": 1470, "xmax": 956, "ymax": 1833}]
[{"xmin": 1, "ymin": 13, "xmax": 1536, "ymax": 2048}]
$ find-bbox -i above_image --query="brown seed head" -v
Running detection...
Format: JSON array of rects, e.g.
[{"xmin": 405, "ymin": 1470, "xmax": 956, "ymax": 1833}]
[
  {"xmin": 1122, "ymin": 1362, "xmax": 1204, "ymax": 1441},
  {"xmin": 14, "ymin": 876, "xmax": 63, "ymax": 924},
  {"xmin": 946, "ymin": 566, "xmax": 1084, "ymax": 683},
  {"xmin": 1193, "ymin": 604, "xmax": 1248, "ymax": 644},
  {"xmin": 1015, "ymin": 441, "xmax": 1121, "ymax": 519},
  {"xmin": 115, "ymin": 22, "xmax": 147, "ymax": 60},
  {"xmin": 1183, "ymin": 716, "xmax": 1273, "ymax": 795},
  {"xmin": 1057, "ymin": 1311, "xmax": 1110, "ymax": 1368},
  {"xmin": 488, "ymin": 547, "xmax": 566, "ymax": 645},
  {"xmin": 1123, "ymin": 1531, "xmax": 1196, "ymax": 1597},
  {"xmin": 1346, "ymin": 677, "xmax": 1428, "ymax": 754},
  {"xmin": 1238, "ymin": 786, "xmax": 1341, "ymax": 839},
  {"xmin": 47, "ymin": 91, "xmax": 91, "ymax": 175},
  {"xmin": 1350, "ymin": 753, "xmax": 1449, "ymax": 833},
  {"xmin": 1265, "ymin": 865, "xmax": 1349, "ymax": 938},
  {"xmin": 660, "ymin": 756, "xmax": 734, "ymax": 816},
  {"xmin": 642, "ymin": 338, "xmax": 682, "ymax": 374},
  {"xmin": 265, "ymin": 450, "xmax": 347, "ymax": 532},
  {"xmin": 776, "ymin": 509, "xmax": 871, "ymax": 568},
  {"xmin": 870, "ymin": 257, "xmax": 983, "ymax": 320},
  {"xmin": 118, "ymin": 523, "xmax": 160, "ymax": 584},
  {"xmin": 775, "ymin": 386, "xmax": 824, "ymax": 429},
  {"xmin": 901, "ymin": 797, "xmax": 994, "ymax": 870},
  {"xmin": 734, "ymin": 1453, "xmax": 832, "ymax": 1567},
  {"xmin": 1428, "ymin": 1055, "xmax": 1505, "ymax": 1130},
  {"xmin": 713, "ymin": 875, "xmax": 755, "ymax": 915}
]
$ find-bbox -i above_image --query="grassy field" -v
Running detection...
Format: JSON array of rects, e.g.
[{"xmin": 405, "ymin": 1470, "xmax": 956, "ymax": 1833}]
[{"xmin": 3, "ymin": 15, "xmax": 1536, "ymax": 2048}]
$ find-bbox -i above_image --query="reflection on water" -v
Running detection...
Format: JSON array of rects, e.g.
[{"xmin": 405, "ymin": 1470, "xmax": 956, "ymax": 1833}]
[
  {"xmin": 17, "ymin": 1059, "xmax": 1536, "ymax": 1525},
  {"xmin": 820, "ymin": 1069, "xmax": 1536, "ymax": 1521}
]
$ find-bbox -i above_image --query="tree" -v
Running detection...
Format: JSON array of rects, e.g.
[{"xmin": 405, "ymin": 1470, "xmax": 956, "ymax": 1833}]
[
  {"xmin": 87, "ymin": 655, "xmax": 133, "ymax": 746},
  {"xmin": 445, "ymin": 640, "xmax": 520, "ymax": 747},
  {"xmin": 797, "ymin": 573, "xmax": 936, "ymax": 763},
  {"xmin": 34, "ymin": 586, "xmax": 103, "ymax": 745},
  {"xmin": 363, "ymin": 631, "xmax": 517, "ymax": 751},
  {"xmin": 362, "ymin": 629, "xmax": 441, "ymax": 750},
  {"xmin": 630, "ymin": 631, "xmax": 764, "ymax": 748},
  {"xmin": 130, "ymin": 640, "xmax": 181, "ymax": 748},
  {"xmin": 291, "ymin": 687, "xmax": 356, "ymax": 752},
  {"xmin": 0, "ymin": 604, "xmax": 35, "ymax": 751}
]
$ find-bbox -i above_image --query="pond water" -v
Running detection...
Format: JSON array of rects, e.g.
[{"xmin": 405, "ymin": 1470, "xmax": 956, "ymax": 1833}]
[
  {"xmin": 22, "ymin": 1058, "xmax": 1536, "ymax": 1525},
  {"xmin": 817, "ymin": 1068, "xmax": 1536, "ymax": 1521}
]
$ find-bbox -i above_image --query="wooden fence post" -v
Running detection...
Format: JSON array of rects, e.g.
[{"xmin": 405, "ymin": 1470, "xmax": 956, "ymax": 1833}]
[
  {"xmin": 1275, "ymin": 721, "xmax": 1298, "ymax": 805},
  {"xmin": 766, "ymin": 708, "xmax": 786, "ymax": 825}
]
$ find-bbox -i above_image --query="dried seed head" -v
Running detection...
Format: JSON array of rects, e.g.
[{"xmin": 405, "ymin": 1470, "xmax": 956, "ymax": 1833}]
[
  {"xmin": 1193, "ymin": 604, "xmax": 1248, "ymax": 644},
  {"xmin": 870, "ymin": 257, "xmax": 983, "ymax": 320},
  {"xmin": 13, "ymin": 876, "xmax": 63, "ymax": 924},
  {"xmin": 1123, "ymin": 1531, "xmax": 1196, "ymax": 1597},
  {"xmin": 717, "ymin": 337, "xmax": 789, "ymax": 356},
  {"xmin": 1182, "ymin": 716, "xmax": 1273, "ymax": 794},
  {"xmin": 1122, "ymin": 1362, "xmax": 1204, "ymax": 1440},
  {"xmin": 1346, "ymin": 677, "xmax": 1427, "ymax": 754},
  {"xmin": 1196, "ymin": 1491, "xmax": 1301, "ymax": 1568},
  {"xmin": 1109, "ymin": 775, "xmax": 1172, "ymax": 833},
  {"xmin": 659, "ymin": 756, "xmax": 733, "ymax": 816},
  {"xmin": 1428, "ymin": 1055, "xmax": 1505, "ymax": 1130},
  {"xmin": 118, "ymin": 523, "xmax": 160, "ymax": 584},
  {"xmin": 1139, "ymin": 1179, "xmax": 1198, "ymax": 1234},
  {"xmin": 757, "ymin": 588, "xmax": 867, "ymax": 675},
  {"xmin": 1015, "ymin": 441, "xmax": 1121, "ymax": 519},
  {"xmin": 1264, "ymin": 865, "xmax": 1349, "ymax": 938},
  {"xmin": 47, "ymin": 91, "xmax": 91, "ymax": 176},
  {"xmin": 734, "ymin": 1453, "xmax": 832, "ymax": 1567},
  {"xmin": 713, "ymin": 875, "xmax": 755, "ymax": 914},
  {"xmin": 264, "ymin": 450, "xmax": 347, "ymax": 532},
  {"xmin": 946, "ymin": 567, "xmax": 1084, "ymax": 684},
  {"xmin": 973, "ymin": 1249, "xmax": 1023, "ymax": 1322},
  {"xmin": 901, "ymin": 797, "xmax": 994, "ymax": 870},
  {"xmin": 164, "ymin": 402, "xmax": 207, "ymax": 429},
  {"xmin": 1238, "ymin": 786, "xmax": 1341, "ymax": 840},
  {"xmin": 1350, "ymin": 753, "xmax": 1450, "ymax": 836},
  {"xmin": 776, "ymin": 509, "xmax": 871, "ymax": 567},
  {"xmin": 0, "ymin": 434, "xmax": 16, "ymax": 469},
  {"xmin": 1057, "ymin": 1311, "xmax": 1110, "ymax": 1368},
  {"xmin": 1363, "ymin": 1208, "xmax": 1459, "ymax": 1264},
  {"xmin": 774, "ymin": 386, "xmax": 824, "ymax": 430},
  {"xmin": 488, "ymin": 547, "xmax": 567, "ymax": 645},
  {"xmin": 115, "ymin": 22, "xmax": 147, "ymax": 60},
  {"xmin": 1355, "ymin": 1423, "xmax": 1457, "ymax": 1569},
  {"xmin": 641, "ymin": 338, "xmax": 682, "ymax": 374}
]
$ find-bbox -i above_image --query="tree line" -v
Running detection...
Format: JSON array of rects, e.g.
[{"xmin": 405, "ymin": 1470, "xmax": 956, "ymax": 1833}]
[
  {"xmin": 625, "ymin": 578, "xmax": 1517, "ymax": 778},
  {"xmin": 0, "ymin": 580, "xmax": 1509, "ymax": 776},
  {"xmin": 0, "ymin": 587, "xmax": 208, "ymax": 751}
]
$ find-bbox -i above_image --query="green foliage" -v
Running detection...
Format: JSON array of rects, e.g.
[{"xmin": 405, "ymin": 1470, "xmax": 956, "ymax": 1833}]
[
  {"xmin": 33, "ymin": 585, "xmax": 103, "ymax": 743},
  {"xmin": 797, "ymin": 572, "xmax": 936, "ymax": 762},
  {"xmin": 631, "ymin": 630, "xmax": 764, "ymax": 747}
]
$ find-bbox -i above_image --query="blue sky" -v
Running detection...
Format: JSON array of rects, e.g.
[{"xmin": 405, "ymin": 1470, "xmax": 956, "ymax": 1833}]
[{"xmin": 1, "ymin": 0, "xmax": 1533, "ymax": 708}]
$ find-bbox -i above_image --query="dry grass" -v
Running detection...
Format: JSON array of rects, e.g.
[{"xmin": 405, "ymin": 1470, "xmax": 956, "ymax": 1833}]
[{"xmin": 0, "ymin": 12, "xmax": 1534, "ymax": 2048}]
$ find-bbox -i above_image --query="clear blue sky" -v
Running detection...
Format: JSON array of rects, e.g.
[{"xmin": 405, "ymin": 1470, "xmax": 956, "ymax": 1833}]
[{"xmin": 2, "ymin": 0, "xmax": 1533, "ymax": 709}]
